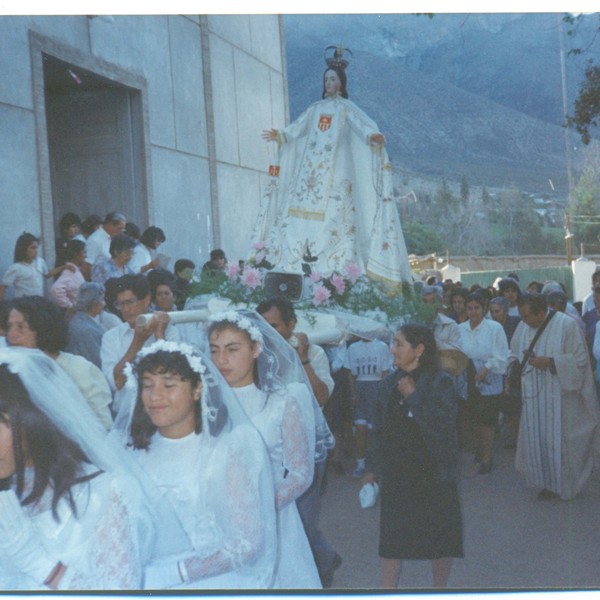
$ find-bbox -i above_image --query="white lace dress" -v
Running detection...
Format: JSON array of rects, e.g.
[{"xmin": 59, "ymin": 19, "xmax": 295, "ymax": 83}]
[
  {"xmin": 134, "ymin": 425, "xmax": 276, "ymax": 589},
  {"xmin": 234, "ymin": 383, "xmax": 321, "ymax": 588},
  {"xmin": 0, "ymin": 466, "xmax": 145, "ymax": 590}
]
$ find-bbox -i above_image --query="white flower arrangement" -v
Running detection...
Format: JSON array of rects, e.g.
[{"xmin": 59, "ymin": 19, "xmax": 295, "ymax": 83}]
[
  {"xmin": 123, "ymin": 340, "xmax": 206, "ymax": 390},
  {"xmin": 208, "ymin": 310, "xmax": 264, "ymax": 345}
]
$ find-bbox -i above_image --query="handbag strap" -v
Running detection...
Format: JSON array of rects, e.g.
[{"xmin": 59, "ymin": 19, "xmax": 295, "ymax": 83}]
[{"xmin": 519, "ymin": 309, "xmax": 557, "ymax": 370}]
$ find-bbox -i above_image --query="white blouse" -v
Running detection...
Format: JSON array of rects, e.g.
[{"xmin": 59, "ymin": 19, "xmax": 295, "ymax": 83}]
[{"xmin": 459, "ymin": 318, "xmax": 509, "ymax": 395}]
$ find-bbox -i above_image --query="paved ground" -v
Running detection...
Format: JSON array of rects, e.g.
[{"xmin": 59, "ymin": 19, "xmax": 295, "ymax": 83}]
[{"xmin": 319, "ymin": 440, "xmax": 600, "ymax": 591}]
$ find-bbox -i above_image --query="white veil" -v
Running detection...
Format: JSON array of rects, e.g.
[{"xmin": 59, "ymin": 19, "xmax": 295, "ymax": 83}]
[
  {"xmin": 114, "ymin": 340, "xmax": 278, "ymax": 589},
  {"xmin": 207, "ymin": 309, "xmax": 335, "ymax": 463},
  {"xmin": 114, "ymin": 340, "xmax": 256, "ymax": 447},
  {"xmin": 0, "ymin": 346, "xmax": 192, "ymax": 563}
]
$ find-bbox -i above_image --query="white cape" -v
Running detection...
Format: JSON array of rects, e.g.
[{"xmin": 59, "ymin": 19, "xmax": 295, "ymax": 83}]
[{"xmin": 253, "ymin": 95, "xmax": 412, "ymax": 284}]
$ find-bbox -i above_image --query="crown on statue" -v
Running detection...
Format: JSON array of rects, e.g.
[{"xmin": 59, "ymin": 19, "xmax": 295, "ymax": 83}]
[{"xmin": 324, "ymin": 44, "xmax": 352, "ymax": 69}]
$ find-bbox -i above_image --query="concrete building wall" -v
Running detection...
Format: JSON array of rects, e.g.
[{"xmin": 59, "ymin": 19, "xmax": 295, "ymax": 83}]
[
  {"xmin": 0, "ymin": 14, "xmax": 287, "ymax": 281},
  {"xmin": 207, "ymin": 13, "xmax": 286, "ymax": 262}
]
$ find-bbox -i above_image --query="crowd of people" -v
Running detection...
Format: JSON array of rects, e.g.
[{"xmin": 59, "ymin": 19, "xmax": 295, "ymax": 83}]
[
  {"xmin": 0, "ymin": 210, "xmax": 340, "ymax": 590},
  {"xmin": 1, "ymin": 210, "xmax": 600, "ymax": 590}
]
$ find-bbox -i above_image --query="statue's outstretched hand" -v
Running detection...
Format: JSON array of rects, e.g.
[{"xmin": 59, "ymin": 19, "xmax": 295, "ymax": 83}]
[
  {"xmin": 262, "ymin": 128, "xmax": 279, "ymax": 142},
  {"xmin": 369, "ymin": 132, "xmax": 386, "ymax": 147}
]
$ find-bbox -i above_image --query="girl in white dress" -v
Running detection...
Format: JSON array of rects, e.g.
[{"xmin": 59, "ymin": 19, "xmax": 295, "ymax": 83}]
[
  {"xmin": 207, "ymin": 310, "xmax": 334, "ymax": 588},
  {"xmin": 121, "ymin": 340, "xmax": 277, "ymax": 589},
  {"xmin": 0, "ymin": 347, "xmax": 185, "ymax": 590}
]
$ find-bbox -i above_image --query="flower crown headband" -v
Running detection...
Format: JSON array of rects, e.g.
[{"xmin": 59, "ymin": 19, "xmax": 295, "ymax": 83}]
[
  {"xmin": 208, "ymin": 310, "xmax": 264, "ymax": 345},
  {"xmin": 123, "ymin": 340, "xmax": 206, "ymax": 391}
]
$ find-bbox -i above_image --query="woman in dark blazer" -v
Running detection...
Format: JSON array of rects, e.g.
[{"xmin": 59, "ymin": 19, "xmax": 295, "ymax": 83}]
[{"xmin": 362, "ymin": 323, "xmax": 463, "ymax": 588}]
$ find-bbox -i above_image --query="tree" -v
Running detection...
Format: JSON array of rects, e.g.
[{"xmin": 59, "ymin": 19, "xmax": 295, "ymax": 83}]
[
  {"xmin": 426, "ymin": 180, "xmax": 492, "ymax": 255},
  {"xmin": 481, "ymin": 186, "xmax": 491, "ymax": 206},
  {"xmin": 564, "ymin": 13, "xmax": 600, "ymax": 144},
  {"xmin": 569, "ymin": 144, "xmax": 600, "ymax": 244},
  {"xmin": 497, "ymin": 186, "xmax": 548, "ymax": 254},
  {"xmin": 566, "ymin": 64, "xmax": 600, "ymax": 145},
  {"xmin": 402, "ymin": 222, "xmax": 446, "ymax": 256},
  {"xmin": 460, "ymin": 175, "xmax": 470, "ymax": 202}
]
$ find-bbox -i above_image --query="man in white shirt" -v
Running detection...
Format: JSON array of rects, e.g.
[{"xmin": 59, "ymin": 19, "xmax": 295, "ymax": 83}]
[
  {"xmin": 256, "ymin": 297, "xmax": 340, "ymax": 588},
  {"xmin": 83, "ymin": 211, "xmax": 126, "ymax": 277},
  {"xmin": 101, "ymin": 273, "xmax": 179, "ymax": 416}
]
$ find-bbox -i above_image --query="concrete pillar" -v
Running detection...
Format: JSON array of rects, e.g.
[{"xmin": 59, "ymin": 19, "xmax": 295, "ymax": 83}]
[
  {"xmin": 572, "ymin": 256, "xmax": 597, "ymax": 302},
  {"xmin": 441, "ymin": 263, "xmax": 461, "ymax": 283}
]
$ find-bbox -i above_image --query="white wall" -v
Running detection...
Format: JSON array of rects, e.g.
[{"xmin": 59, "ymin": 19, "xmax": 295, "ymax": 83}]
[
  {"xmin": 0, "ymin": 14, "xmax": 286, "ymax": 278},
  {"xmin": 208, "ymin": 14, "xmax": 286, "ymax": 263}
]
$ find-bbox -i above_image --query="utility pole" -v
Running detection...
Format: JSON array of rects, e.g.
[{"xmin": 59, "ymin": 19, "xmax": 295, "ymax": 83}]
[{"xmin": 565, "ymin": 214, "xmax": 574, "ymax": 265}]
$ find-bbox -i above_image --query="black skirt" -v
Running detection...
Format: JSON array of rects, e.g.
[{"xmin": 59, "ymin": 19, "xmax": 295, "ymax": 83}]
[{"xmin": 378, "ymin": 397, "xmax": 463, "ymax": 560}]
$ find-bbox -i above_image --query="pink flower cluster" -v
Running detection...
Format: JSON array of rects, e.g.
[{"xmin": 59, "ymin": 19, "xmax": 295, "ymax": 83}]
[
  {"xmin": 344, "ymin": 261, "xmax": 362, "ymax": 284},
  {"xmin": 227, "ymin": 262, "xmax": 239, "ymax": 280},
  {"xmin": 241, "ymin": 266, "xmax": 262, "ymax": 290},
  {"xmin": 312, "ymin": 285, "xmax": 331, "ymax": 306},
  {"xmin": 308, "ymin": 265, "xmax": 360, "ymax": 307},
  {"xmin": 330, "ymin": 274, "xmax": 346, "ymax": 295},
  {"xmin": 251, "ymin": 241, "xmax": 268, "ymax": 265}
]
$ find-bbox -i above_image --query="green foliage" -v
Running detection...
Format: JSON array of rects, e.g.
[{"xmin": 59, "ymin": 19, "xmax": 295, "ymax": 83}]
[
  {"xmin": 481, "ymin": 186, "xmax": 491, "ymax": 206},
  {"xmin": 425, "ymin": 179, "xmax": 493, "ymax": 254},
  {"xmin": 403, "ymin": 222, "xmax": 446, "ymax": 255},
  {"xmin": 496, "ymin": 187, "xmax": 549, "ymax": 254},
  {"xmin": 189, "ymin": 271, "xmax": 267, "ymax": 306},
  {"xmin": 569, "ymin": 146, "xmax": 600, "ymax": 243},
  {"xmin": 540, "ymin": 227, "xmax": 567, "ymax": 254},
  {"xmin": 401, "ymin": 176, "xmax": 565, "ymax": 256},
  {"xmin": 566, "ymin": 63, "xmax": 600, "ymax": 145},
  {"xmin": 563, "ymin": 13, "xmax": 600, "ymax": 144},
  {"xmin": 326, "ymin": 279, "xmax": 436, "ymax": 327},
  {"xmin": 435, "ymin": 179, "xmax": 460, "ymax": 211},
  {"xmin": 460, "ymin": 174, "xmax": 470, "ymax": 202},
  {"xmin": 189, "ymin": 268, "xmax": 436, "ymax": 329}
]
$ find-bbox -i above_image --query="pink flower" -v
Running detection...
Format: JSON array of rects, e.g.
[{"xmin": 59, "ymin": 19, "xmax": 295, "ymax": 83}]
[
  {"xmin": 241, "ymin": 266, "xmax": 261, "ymax": 290},
  {"xmin": 255, "ymin": 251, "xmax": 266, "ymax": 264},
  {"xmin": 253, "ymin": 241, "xmax": 266, "ymax": 250},
  {"xmin": 330, "ymin": 274, "xmax": 346, "ymax": 294},
  {"xmin": 312, "ymin": 285, "xmax": 331, "ymax": 306},
  {"xmin": 227, "ymin": 262, "xmax": 239, "ymax": 279},
  {"xmin": 344, "ymin": 261, "xmax": 362, "ymax": 284},
  {"xmin": 309, "ymin": 271, "xmax": 323, "ymax": 283}
]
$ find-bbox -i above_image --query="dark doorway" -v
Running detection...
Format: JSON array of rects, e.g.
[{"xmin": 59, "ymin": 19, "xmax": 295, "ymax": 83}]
[{"xmin": 43, "ymin": 54, "xmax": 146, "ymax": 229}]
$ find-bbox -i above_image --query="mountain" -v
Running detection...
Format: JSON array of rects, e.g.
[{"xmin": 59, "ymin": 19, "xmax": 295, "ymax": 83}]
[{"xmin": 283, "ymin": 13, "xmax": 598, "ymax": 195}]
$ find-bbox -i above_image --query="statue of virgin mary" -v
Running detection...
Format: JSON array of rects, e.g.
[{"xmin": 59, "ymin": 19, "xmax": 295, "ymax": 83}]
[{"xmin": 253, "ymin": 45, "xmax": 412, "ymax": 285}]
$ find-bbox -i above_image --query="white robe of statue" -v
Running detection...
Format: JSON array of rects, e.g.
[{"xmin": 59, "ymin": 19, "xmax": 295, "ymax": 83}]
[{"xmin": 253, "ymin": 94, "xmax": 412, "ymax": 284}]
